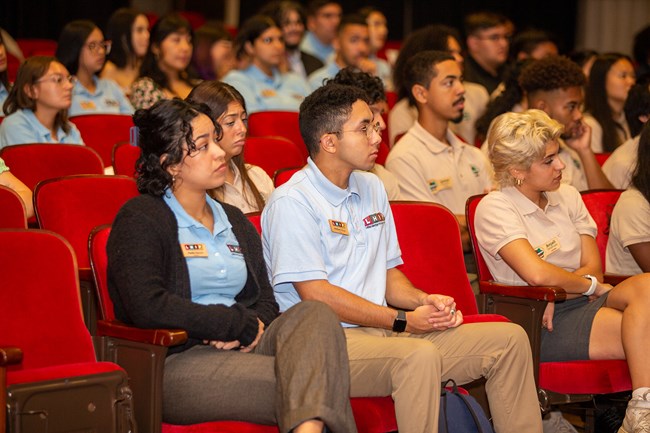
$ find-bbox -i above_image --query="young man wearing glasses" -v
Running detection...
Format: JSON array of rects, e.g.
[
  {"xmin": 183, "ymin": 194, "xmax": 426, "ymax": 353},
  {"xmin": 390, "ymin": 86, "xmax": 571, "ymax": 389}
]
[
  {"xmin": 300, "ymin": 0, "xmax": 342, "ymax": 63},
  {"xmin": 464, "ymin": 11, "xmax": 512, "ymax": 95},
  {"xmin": 262, "ymin": 83, "xmax": 542, "ymax": 433}
]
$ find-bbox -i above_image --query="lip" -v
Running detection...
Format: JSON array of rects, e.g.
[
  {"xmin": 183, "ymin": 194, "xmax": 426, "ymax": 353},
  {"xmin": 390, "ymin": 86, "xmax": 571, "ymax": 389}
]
[
  {"xmin": 554, "ymin": 174, "xmax": 562, "ymax": 182},
  {"xmin": 215, "ymin": 163, "xmax": 227, "ymax": 173}
]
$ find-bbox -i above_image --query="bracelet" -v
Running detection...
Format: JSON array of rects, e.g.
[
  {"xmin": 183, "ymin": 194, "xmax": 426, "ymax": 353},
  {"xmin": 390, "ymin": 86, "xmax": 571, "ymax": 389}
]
[{"xmin": 582, "ymin": 274, "xmax": 597, "ymax": 296}]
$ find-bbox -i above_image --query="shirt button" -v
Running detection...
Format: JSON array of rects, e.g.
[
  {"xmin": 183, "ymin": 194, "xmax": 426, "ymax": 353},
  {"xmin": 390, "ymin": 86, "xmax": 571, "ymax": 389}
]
[
  {"xmin": 219, "ymin": 269, "xmax": 226, "ymax": 274},
  {"xmin": 214, "ymin": 252, "xmax": 220, "ymax": 256}
]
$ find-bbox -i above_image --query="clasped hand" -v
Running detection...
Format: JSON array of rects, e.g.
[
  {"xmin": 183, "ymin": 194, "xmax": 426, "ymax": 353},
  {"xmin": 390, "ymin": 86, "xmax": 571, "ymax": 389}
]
[
  {"xmin": 203, "ymin": 318, "xmax": 265, "ymax": 353},
  {"xmin": 407, "ymin": 294, "xmax": 463, "ymax": 333}
]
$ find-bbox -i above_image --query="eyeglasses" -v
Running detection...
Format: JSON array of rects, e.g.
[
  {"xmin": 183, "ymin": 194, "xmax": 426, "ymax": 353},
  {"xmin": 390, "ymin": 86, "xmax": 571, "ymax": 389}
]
[
  {"xmin": 86, "ymin": 40, "xmax": 112, "ymax": 54},
  {"xmin": 36, "ymin": 74, "xmax": 78, "ymax": 86},
  {"xmin": 476, "ymin": 33, "xmax": 511, "ymax": 43},
  {"xmin": 330, "ymin": 123, "xmax": 381, "ymax": 139}
]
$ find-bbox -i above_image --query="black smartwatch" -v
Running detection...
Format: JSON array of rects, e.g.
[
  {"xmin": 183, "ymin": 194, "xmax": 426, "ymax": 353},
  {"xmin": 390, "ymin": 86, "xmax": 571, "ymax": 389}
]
[{"xmin": 392, "ymin": 309, "xmax": 407, "ymax": 333}]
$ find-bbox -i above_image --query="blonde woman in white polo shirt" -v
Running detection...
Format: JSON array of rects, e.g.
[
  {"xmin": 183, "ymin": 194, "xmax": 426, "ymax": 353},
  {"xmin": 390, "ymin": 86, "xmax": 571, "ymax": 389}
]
[{"xmin": 475, "ymin": 109, "xmax": 650, "ymax": 433}]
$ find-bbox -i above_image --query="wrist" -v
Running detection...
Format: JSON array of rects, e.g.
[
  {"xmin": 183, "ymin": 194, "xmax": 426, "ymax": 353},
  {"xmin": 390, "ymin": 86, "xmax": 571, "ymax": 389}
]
[
  {"xmin": 582, "ymin": 274, "xmax": 597, "ymax": 296},
  {"xmin": 392, "ymin": 309, "xmax": 407, "ymax": 333}
]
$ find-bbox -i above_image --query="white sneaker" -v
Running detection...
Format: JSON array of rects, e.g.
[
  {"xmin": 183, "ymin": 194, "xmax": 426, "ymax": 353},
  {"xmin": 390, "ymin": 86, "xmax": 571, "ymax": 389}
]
[
  {"xmin": 619, "ymin": 391, "xmax": 650, "ymax": 433},
  {"xmin": 543, "ymin": 411, "xmax": 578, "ymax": 433}
]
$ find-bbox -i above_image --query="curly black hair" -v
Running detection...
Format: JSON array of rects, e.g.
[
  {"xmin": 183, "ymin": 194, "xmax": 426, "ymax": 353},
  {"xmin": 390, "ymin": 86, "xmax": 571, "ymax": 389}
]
[
  {"xmin": 519, "ymin": 56, "xmax": 586, "ymax": 94},
  {"xmin": 326, "ymin": 67, "xmax": 385, "ymax": 105},
  {"xmin": 133, "ymin": 98, "xmax": 218, "ymax": 196}
]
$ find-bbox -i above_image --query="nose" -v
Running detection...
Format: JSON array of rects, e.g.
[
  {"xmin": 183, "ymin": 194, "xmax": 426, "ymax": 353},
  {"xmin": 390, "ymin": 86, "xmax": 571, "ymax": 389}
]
[
  {"xmin": 375, "ymin": 114, "xmax": 386, "ymax": 131},
  {"xmin": 554, "ymin": 157, "xmax": 566, "ymax": 171},
  {"xmin": 211, "ymin": 140, "xmax": 226, "ymax": 159}
]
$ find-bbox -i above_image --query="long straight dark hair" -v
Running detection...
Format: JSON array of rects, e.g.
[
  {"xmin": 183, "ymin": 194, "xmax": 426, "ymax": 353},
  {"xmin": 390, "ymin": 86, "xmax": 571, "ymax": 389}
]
[
  {"xmin": 632, "ymin": 122, "xmax": 650, "ymax": 204},
  {"xmin": 0, "ymin": 31, "xmax": 8, "ymax": 91},
  {"xmin": 186, "ymin": 81, "xmax": 266, "ymax": 211},
  {"xmin": 585, "ymin": 53, "xmax": 634, "ymax": 152}
]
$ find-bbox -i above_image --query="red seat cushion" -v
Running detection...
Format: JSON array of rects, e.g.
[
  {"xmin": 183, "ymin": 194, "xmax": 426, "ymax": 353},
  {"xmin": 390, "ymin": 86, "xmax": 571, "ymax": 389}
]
[
  {"xmin": 539, "ymin": 359, "xmax": 631, "ymax": 395},
  {"xmin": 8, "ymin": 361, "xmax": 124, "ymax": 386}
]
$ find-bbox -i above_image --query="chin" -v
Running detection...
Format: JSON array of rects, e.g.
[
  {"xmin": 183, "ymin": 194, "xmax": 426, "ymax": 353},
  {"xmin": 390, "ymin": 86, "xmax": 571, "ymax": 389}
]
[{"xmin": 451, "ymin": 112, "xmax": 464, "ymax": 124}]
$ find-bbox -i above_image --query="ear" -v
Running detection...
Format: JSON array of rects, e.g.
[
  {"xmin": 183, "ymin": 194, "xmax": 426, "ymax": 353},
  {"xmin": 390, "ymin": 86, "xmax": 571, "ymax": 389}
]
[
  {"xmin": 319, "ymin": 132, "xmax": 337, "ymax": 155},
  {"xmin": 151, "ymin": 43, "xmax": 161, "ymax": 57},
  {"xmin": 24, "ymin": 83, "xmax": 37, "ymax": 100},
  {"xmin": 509, "ymin": 167, "xmax": 525, "ymax": 181},
  {"xmin": 244, "ymin": 41, "xmax": 255, "ymax": 57},
  {"xmin": 161, "ymin": 153, "xmax": 181, "ymax": 178},
  {"xmin": 411, "ymin": 84, "xmax": 428, "ymax": 105},
  {"xmin": 530, "ymin": 97, "xmax": 546, "ymax": 111},
  {"xmin": 332, "ymin": 36, "xmax": 340, "ymax": 53},
  {"xmin": 639, "ymin": 114, "xmax": 649, "ymax": 124},
  {"xmin": 466, "ymin": 35, "xmax": 479, "ymax": 52}
]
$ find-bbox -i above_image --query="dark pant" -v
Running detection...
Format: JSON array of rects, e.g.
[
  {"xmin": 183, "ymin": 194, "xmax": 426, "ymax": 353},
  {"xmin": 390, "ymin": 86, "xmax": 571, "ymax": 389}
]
[{"xmin": 163, "ymin": 300, "xmax": 357, "ymax": 433}]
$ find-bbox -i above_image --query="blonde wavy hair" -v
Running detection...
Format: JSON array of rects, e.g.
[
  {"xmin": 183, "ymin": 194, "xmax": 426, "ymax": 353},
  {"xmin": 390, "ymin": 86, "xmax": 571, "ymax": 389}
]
[{"xmin": 487, "ymin": 109, "xmax": 563, "ymax": 188}]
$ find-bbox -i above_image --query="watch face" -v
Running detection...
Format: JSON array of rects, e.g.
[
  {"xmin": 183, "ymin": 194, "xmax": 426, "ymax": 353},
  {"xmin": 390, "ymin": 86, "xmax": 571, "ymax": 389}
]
[{"xmin": 393, "ymin": 310, "xmax": 407, "ymax": 332}]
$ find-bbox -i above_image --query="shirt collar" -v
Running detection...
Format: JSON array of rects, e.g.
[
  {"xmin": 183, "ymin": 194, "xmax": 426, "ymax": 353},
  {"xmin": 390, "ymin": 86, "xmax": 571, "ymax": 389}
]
[
  {"xmin": 409, "ymin": 121, "xmax": 465, "ymax": 154},
  {"xmin": 304, "ymin": 157, "xmax": 360, "ymax": 206},
  {"xmin": 23, "ymin": 108, "xmax": 67, "ymax": 142},
  {"xmin": 73, "ymin": 76, "xmax": 102, "ymax": 97},
  {"xmin": 500, "ymin": 186, "xmax": 560, "ymax": 215},
  {"xmin": 246, "ymin": 64, "xmax": 281, "ymax": 86},
  {"xmin": 163, "ymin": 189, "xmax": 231, "ymax": 235}
]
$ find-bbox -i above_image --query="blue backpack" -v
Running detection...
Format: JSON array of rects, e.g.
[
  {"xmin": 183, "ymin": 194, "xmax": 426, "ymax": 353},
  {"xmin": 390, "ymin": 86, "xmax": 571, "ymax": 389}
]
[{"xmin": 439, "ymin": 379, "xmax": 496, "ymax": 433}]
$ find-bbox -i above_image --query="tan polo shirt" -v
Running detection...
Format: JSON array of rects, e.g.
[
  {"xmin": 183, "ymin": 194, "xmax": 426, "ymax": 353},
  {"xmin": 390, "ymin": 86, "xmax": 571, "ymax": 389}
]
[
  {"xmin": 220, "ymin": 163, "xmax": 275, "ymax": 214},
  {"xmin": 606, "ymin": 188, "xmax": 650, "ymax": 275},
  {"xmin": 368, "ymin": 164, "xmax": 401, "ymax": 201},
  {"xmin": 475, "ymin": 184, "xmax": 597, "ymax": 285},
  {"xmin": 602, "ymin": 135, "xmax": 639, "ymax": 189},
  {"xmin": 385, "ymin": 121, "xmax": 492, "ymax": 214}
]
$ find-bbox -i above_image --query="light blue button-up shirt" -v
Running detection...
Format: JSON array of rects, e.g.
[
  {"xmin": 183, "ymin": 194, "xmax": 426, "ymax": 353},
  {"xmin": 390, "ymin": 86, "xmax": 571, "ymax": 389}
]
[
  {"xmin": 164, "ymin": 190, "xmax": 248, "ymax": 306},
  {"xmin": 69, "ymin": 77, "xmax": 134, "ymax": 117},
  {"xmin": 262, "ymin": 158, "xmax": 403, "ymax": 325},
  {"xmin": 0, "ymin": 108, "xmax": 84, "ymax": 150},
  {"xmin": 299, "ymin": 31, "xmax": 334, "ymax": 63},
  {"xmin": 222, "ymin": 64, "xmax": 311, "ymax": 113}
]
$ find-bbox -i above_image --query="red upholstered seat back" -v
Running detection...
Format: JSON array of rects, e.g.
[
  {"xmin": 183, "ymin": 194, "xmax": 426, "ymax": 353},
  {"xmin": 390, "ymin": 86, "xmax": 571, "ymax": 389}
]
[
  {"xmin": 245, "ymin": 212, "xmax": 262, "ymax": 235},
  {"xmin": 70, "ymin": 114, "xmax": 134, "ymax": 167},
  {"xmin": 243, "ymin": 136, "xmax": 306, "ymax": 178},
  {"xmin": 35, "ymin": 175, "xmax": 139, "ymax": 271},
  {"xmin": 466, "ymin": 194, "xmax": 494, "ymax": 282},
  {"xmin": 112, "ymin": 141, "xmax": 142, "ymax": 177},
  {"xmin": 0, "ymin": 229, "xmax": 97, "ymax": 370},
  {"xmin": 0, "ymin": 185, "xmax": 27, "ymax": 228},
  {"xmin": 247, "ymin": 111, "xmax": 309, "ymax": 159},
  {"xmin": 580, "ymin": 189, "xmax": 624, "ymax": 271},
  {"xmin": 89, "ymin": 225, "xmax": 115, "ymax": 321},
  {"xmin": 390, "ymin": 201, "xmax": 478, "ymax": 315},
  {"xmin": 0, "ymin": 143, "xmax": 104, "ymax": 190},
  {"xmin": 273, "ymin": 166, "xmax": 301, "ymax": 187}
]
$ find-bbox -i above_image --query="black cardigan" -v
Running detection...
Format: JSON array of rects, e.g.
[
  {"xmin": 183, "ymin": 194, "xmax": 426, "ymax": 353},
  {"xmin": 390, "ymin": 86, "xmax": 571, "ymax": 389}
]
[{"xmin": 107, "ymin": 194, "xmax": 279, "ymax": 353}]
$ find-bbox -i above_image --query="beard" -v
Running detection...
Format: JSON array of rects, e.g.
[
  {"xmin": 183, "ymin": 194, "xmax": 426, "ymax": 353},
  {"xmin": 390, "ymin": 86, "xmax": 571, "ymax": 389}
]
[{"xmin": 451, "ymin": 110, "xmax": 464, "ymax": 124}]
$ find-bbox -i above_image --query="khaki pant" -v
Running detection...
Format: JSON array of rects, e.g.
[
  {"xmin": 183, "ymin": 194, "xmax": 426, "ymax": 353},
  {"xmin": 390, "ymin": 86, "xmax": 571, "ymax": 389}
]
[{"xmin": 346, "ymin": 322, "xmax": 542, "ymax": 433}]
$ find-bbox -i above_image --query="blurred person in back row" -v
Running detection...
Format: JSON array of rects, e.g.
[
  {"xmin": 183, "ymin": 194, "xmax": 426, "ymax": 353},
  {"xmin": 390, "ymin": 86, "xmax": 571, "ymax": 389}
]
[
  {"xmin": 0, "ymin": 56, "xmax": 83, "ymax": 149},
  {"xmin": 56, "ymin": 19, "xmax": 133, "ymax": 116}
]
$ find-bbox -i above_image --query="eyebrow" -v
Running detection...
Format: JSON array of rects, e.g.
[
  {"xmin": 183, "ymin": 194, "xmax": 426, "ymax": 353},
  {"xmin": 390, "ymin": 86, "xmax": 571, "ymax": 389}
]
[{"xmin": 194, "ymin": 133, "xmax": 210, "ymax": 141}]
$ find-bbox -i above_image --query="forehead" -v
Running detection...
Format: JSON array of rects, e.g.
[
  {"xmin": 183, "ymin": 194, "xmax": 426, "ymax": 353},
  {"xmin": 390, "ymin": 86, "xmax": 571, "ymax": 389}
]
[
  {"xmin": 344, "ymin": 99, "xmax": 372, "ymax": 124},
  {"xmin": 432, "ymin": 59, "xmax": 461, "ymax": 80},
  {"xmin": 46, "ymin": 61, "xmax": 68, "ymax": 75},
  {"xmin": 191, "ymin": 113, "xmax": 214, "ymax": 133},
  {"xmin": 447, "ymin": 36, "xmax": 461, "ymax": 51},
  {"xmin": 610, "ymin": 58, "xmax": 634, "ymax": 71},
  {"xmin": 340, "ymin": 24, "xmax": 368, "ymax": 37},
  {"xmin": 86, "ymin": 27, "xmax": 103, "ymax": 40},
  {"xmin": 317, "ymin": 3, "xmax": 342, "ymax": 15},
  {"xmin": 368, "ymin": 11, "xmax": 386, "ymax": 23},
  {"xmin": 258, "ymin": 26, "xmax": 282, "ymax": 38},
  {"xmin": 549, "ymin": 86, "xmax": 583, "ymax": 104},
  {"xmin": 477, "ymin": 25, "xmax": 508, "ymax": 36}
]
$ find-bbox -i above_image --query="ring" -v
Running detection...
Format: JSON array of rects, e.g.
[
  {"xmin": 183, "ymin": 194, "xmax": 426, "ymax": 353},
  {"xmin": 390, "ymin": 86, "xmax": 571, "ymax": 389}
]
[{"xmin": 450, "ymin": 308, "xmax": 456, "ymax": 316}]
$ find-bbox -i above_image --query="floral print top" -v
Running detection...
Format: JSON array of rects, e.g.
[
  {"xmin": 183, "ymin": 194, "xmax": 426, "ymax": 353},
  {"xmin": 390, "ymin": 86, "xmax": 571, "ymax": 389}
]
[{"xmin": 129, "ymin": 77, "xmax": 166, "ymax": 110}]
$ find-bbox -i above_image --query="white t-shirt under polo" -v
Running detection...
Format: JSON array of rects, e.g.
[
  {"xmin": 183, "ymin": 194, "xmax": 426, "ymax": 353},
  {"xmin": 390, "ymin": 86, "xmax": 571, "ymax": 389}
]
[
  {"xmin": 475, "ymin": 184, "xmax": 597, "ymax": 285},
  {"xmin": 385, "ymin": 121, "xmax": 492, "ymax": 214},
  {"xmin": 606, "ymin": 188, "xmax": 650, "ymax": 275},
  {"xmin": 219, "ymin": 163, "xmax": 274, "ymax": 214},
  {"xmin": 262, "ymin": 158, "xmax": 403, "ymax": 322}
]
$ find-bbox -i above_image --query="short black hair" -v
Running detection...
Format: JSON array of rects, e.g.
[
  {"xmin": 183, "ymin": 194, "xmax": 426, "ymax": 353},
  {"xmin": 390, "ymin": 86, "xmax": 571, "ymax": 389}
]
[
  {"xmin": 337, "ymin": 13, "xmax": 367, "ymax": 34},
  {"xmin": 511, "ymin": 29, "xmax": 556, "ymax": 59},
  {"xmin": 464, "ymin": 11, "xmax": 510, "ymax": 37},
  {"xmin": 106, "ymin": 8, "xmax": 144, "ymax": 68},
  {"xmin": 519, "ymin": 56, "xmax": 586, "ymax": 94},
  {"xmin": 633, "ymin": 25, "xmax": 650, "ymax": 70},
  {"xmin": 403, "ymin": 50, "xmax": 455, "ymax": 107},
  {"xmin": 259, "ymin": 1, "xmax": 306, "ymax": 28},
  {"xmin": 299, "ymin": 84, "xmax": 369, "ymax": 158},
  {"xmin": 234, "ymin": 15, "xmax": 278, "ymax": 59},
  {"xmin": 326, "ymin": 67, "xmax": 385, "ymax": 105},
  {"xmin": 56, "ymin": 20, "xmax": 97, "ymax": 75},
  {"xmin": 306, "ymin": 0, "xmax": 340, "ymax": 16}
]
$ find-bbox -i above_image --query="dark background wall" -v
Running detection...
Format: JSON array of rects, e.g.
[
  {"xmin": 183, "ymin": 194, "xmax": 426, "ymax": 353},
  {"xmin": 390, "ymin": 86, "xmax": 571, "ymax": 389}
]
[{"xmin": 0, "ymin": 0, "xmax": 577, "ymax": 54}]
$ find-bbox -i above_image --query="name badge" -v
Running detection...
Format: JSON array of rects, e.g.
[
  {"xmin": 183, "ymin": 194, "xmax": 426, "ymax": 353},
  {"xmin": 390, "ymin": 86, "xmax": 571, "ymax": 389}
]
[
  {"xmin": 534, "ymin": 237, "xmax": 561, "ymax": 260},
  {"xmin": 428, "ymin": 177, "xmax": 453, "ymax": 193},
  {"xmin": 227, "ymin": 244, "xmax": 243, "ymax": 255},
  {"xmin": 79, "ymin": 100, "xmax": 97, "ymax": 110},
  {"xmin": 328, "ymin": 219, "xmax": 349, "ymax": 235},
  {"xmin": 181, "ymin": 243, "xmax": 208, "ymax": 258},
  {"xmin": 105, "ymin": 98, "xmax": 119, "ymax": 107},
  {"xmin": 261, "ymin": 89, "xmax": 277, "ymax": 98}
]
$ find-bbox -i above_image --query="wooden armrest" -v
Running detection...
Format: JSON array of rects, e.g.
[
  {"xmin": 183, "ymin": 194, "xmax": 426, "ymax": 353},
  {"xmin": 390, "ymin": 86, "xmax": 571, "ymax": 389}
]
[
  {"xmin": 97, "ymin": 320, "xmax": 188, "ymax": 347},
  {"xmin": 604, "ymin": 274, "xmax": 631, "ymax": 286},
  {"xmin": 0, "ymin": 347, "xmax": 23, "ymax": 366},
  {"xmin": 479, "ymin": 281, "xmax": 567, "ymax": 302}
]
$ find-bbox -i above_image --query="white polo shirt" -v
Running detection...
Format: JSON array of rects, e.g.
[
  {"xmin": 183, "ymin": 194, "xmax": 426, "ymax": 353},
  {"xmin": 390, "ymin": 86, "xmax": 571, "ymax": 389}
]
[
  {"xmin": 218, "ymin": 163, "xmax": 274, "ymax": 214},
  {"xmin": 557, "ymin": 140, "xmax": 589, "ymax": 192},
  {"xmin": 475, "ymin": 184, "xmax": 597, "ymax": 285},
  {"xmin": 606, "ymin": 188, "xmax": 650, "ymax": 275},
  {"xmin": 385, "ymin": 121, "xmax": 492, "ymax": 214},
  {"xmin": 602, "ymin": 135, "xmax": 639, "ymax": 189},
  {"xmin": 584, "ymin": 113, "xmax": 630, "ymax": 154},
  {"xmin": 262, "ymin": 158, "xmax": 403, "ymax": 323}
]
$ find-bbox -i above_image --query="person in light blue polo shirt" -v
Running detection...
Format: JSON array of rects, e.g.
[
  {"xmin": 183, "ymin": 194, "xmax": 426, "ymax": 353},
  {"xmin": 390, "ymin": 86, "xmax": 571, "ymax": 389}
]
[
  {"xmin": 0, "ymin": 56, "xmax": 84, "ymax": 149},
  {"xmin": 56, "ymin": 20, "xmax": 134, "ymax": 117},
  {"xmin": 262, "ymin": 83, "xmax": 543, "ymax": 433},
  {"xmin": 223, "ymin": 15, "xmax": 310, "ymax": 113},
  {"xmin": 300, "ymin": 0, "xmax": 341, "ymax": 62},
  {"xmin": 308, "ymin": 14, "xmax": 381, "ymax": 91}
]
